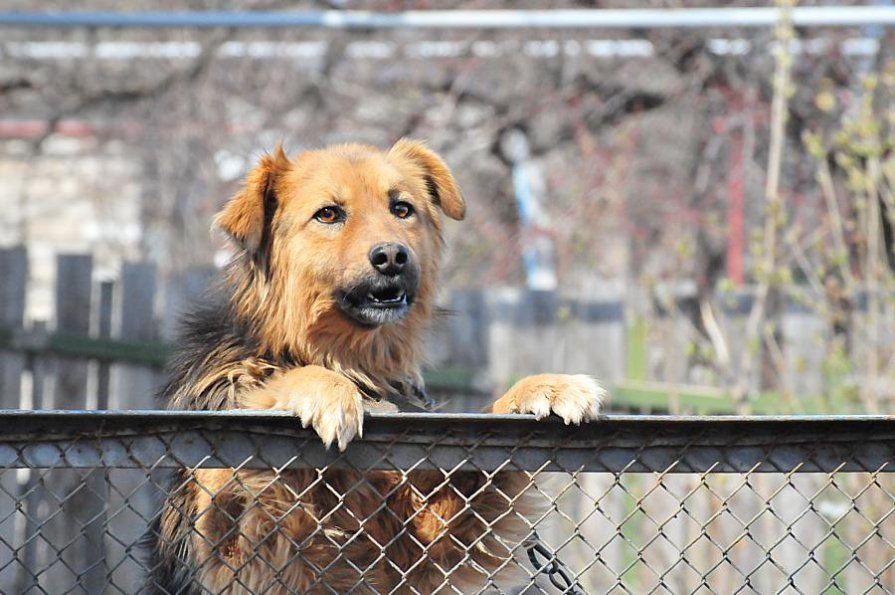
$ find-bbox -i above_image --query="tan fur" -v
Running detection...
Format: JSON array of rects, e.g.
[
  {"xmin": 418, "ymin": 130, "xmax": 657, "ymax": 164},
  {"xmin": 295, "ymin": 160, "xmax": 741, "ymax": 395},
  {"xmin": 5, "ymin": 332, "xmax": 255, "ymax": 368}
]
[
  {"xmin": 214, "ymin": 144, "xmax": 292, "ymax": 254},
  {"xmin": 158, "ymin": 139, "xmax": 603, "ymax": 594},
  {"xmin": 240, "ymin": 365, "xmax": 364, "ymax": 450},
  {"xmin": 214, "ymin": 141, "xmax": 453, "ymax": 397},
  {"xmin": 489, "ymin": 373, "xmax": 606, "ymax": 423}
]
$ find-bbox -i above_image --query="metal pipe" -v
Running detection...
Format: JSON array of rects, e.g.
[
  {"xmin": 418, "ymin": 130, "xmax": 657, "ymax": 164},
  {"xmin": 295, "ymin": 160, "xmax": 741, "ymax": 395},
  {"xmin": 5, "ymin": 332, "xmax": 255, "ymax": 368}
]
[
  {"xmin": 2, "ymin": 7, "xmax": 895, "ymax": 30},
  {"xmin": 2, "ymin": 410, "xmax": 894, "ymax": 473}
]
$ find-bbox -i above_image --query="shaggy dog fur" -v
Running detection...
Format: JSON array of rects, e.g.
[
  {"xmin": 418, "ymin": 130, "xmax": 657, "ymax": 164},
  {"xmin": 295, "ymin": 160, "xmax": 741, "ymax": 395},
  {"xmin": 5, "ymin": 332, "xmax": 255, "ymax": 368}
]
[{"xmin": 147, "ymin": 139, "xmax": 603, "ymax": 594}]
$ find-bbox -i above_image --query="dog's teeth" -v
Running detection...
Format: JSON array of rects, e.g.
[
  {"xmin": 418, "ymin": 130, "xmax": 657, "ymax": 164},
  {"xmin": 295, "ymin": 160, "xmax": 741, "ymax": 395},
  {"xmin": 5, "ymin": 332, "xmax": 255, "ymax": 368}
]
[{"xmin": 366, "ymin": 289, "xmax": 405, "ymax": 304}]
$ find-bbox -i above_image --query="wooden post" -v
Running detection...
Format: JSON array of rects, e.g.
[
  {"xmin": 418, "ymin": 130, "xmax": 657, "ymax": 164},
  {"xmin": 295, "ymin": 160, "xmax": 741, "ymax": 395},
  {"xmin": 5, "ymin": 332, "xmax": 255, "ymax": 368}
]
[
  {"xmin": 488, "ymin": 287, "xmax": 625, "ymax": 392},
  {"xmin": 160, "ymin": 266, "xmax": 216, "ymax": 341},
  {"xmin": 96, "ymin": 282, "xmax": 113, "ymax": 410},
  {"xmin": 781, "ymin": 307, "xmax": 826, "ymax": 402},
  {"xmin": 434, "ymin": 288, "xmax": 489, "ymax": 412},
  {"xmin": 0, "ymin": 247, "xmax": 27, "ymax": 593},
  {"xmin": 773, "ymin": 475, "xmax": 825, "ymax": 593},
  {"xmin": 42, "ymin": 254, "xmax": 105, "ymax": 593},
  {"xmin": 107, "ymin": 262, "xmax": 159, "ymax": 592},
  {"xmin": 16, "ymin": 322, "xmax": 47, "ymax": 593},
  {"xmin": 563, "ymin": 293, "xmax": 626, "ymax": 384},
  {"xmin": 118, "ymin": 261, "xmax": 157, "ymax": 410},
  {"xmin": 80, "ymin": 282, "xmax": 114, "ymax": 590}
]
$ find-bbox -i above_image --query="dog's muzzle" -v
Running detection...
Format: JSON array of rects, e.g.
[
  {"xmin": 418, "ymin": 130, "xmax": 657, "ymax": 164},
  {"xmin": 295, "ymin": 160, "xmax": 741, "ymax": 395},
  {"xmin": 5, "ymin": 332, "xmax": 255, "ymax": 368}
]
[{"xmin": 335, "ymin": 272, "xmax": 419, "ymax": 327}]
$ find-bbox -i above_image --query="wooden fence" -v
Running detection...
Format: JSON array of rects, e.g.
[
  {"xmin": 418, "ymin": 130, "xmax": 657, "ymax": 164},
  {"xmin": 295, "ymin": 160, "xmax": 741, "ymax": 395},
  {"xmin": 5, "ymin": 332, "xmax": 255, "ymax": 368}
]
[
  {"xmin": 0, "ymin": 245, "xmax": 848, "ymax": 418},
  {"xmin": 0, "ymin": 249, "xmax": 177, "ymax": 592},
  {"xmin": 0, "ymin": 247, "xmax": 629, "ymax": 412}
]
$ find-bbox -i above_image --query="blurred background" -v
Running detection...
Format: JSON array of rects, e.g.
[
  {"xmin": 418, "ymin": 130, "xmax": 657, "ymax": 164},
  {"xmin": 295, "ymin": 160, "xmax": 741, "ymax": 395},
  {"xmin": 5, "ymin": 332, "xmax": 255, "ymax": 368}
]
[
  {"xmin": 5, "ymin": 4, "xmax": 895, "ymax": 594},
  {"xmin": 1, "ymin": 0, "xmax": 894, "ymax": 415}
]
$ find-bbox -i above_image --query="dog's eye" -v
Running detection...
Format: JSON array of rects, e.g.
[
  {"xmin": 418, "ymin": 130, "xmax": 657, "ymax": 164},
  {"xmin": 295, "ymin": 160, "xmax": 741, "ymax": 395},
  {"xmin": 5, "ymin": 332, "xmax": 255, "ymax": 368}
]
[
  {"xmin": 391, "ymin": 201, "xmax": 414, "ymax": 219},
  {"xmin": 313, "ymin": 206, "xmax": 344, "ymax": 224}
]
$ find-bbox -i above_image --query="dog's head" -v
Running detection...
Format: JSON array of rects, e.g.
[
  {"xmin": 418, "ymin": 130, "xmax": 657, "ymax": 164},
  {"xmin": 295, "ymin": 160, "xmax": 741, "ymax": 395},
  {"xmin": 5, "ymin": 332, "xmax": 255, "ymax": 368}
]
[{"xmin": 215, "ymin": 139, "xmax": 464, "ymax": 358}]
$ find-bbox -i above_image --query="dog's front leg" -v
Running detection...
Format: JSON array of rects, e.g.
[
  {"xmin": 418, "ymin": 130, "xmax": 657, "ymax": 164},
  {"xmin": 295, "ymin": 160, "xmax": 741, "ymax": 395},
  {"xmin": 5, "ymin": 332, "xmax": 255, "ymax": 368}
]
[
  {"xmin": 487, "ymin": 373, "xmax": 605, "ymax": 424},
  {"xmin": 240, "ymin": 365, "xmax": 364, "ymax": 451}
]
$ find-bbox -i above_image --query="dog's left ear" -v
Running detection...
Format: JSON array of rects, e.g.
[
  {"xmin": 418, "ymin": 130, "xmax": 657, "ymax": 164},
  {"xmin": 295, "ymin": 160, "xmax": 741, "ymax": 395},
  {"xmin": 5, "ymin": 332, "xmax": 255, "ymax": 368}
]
[
  {"xmin": 214, "ymin": 144, "xmax": 291, "ymax": 257},
  {"xmin": 389, "ymin": 138, "xmax": 465, "ymax": 221}
]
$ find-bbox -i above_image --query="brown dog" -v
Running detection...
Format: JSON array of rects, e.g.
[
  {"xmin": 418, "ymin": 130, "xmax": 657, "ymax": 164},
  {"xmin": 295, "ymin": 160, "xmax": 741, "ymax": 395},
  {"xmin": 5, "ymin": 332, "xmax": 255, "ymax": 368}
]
[{"xmin": 148, "ymin": 140, "xmax": 603, "ymax": 594}]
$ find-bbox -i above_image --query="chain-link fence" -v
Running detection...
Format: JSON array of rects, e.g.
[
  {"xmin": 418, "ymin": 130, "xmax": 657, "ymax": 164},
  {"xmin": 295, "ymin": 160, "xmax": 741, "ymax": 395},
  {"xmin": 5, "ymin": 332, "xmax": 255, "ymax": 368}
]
[{"xmin": 1, "ymin": 411, "xmax": 894, "ymax": 594}]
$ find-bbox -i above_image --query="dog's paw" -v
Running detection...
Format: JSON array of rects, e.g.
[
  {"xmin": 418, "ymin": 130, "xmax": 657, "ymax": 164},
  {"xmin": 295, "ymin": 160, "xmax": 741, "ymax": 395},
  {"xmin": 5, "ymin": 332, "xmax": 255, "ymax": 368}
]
[
  {"xmin": 492, "ymin": 373, "xmax": 605, "ymax": 424},
  {"xmin": 248, "ymin": 366, "xmax": 365, "ymax": 451},
  {"xmin": 289, "ymin": 381, "xmax": 364, "ymax": 451}
]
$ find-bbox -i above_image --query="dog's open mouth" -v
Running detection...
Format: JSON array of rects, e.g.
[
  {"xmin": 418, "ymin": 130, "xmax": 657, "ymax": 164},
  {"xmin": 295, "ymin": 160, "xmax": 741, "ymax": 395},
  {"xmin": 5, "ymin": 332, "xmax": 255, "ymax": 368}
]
[
  {"xmin": 337, "ymin": 280, "xmax": 416, "ymax": 327},
  {"xmin": 366, "ymin": 286, "xmax": 407, "ymax": 307}
]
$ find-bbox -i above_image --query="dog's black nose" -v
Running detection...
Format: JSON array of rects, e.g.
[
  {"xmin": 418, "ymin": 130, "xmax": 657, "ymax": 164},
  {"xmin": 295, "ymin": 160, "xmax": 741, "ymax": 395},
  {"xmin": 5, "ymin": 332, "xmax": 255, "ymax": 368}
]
[{"xmin": 370, "ymin": 243, "xmax": 409, "ymax": 276}]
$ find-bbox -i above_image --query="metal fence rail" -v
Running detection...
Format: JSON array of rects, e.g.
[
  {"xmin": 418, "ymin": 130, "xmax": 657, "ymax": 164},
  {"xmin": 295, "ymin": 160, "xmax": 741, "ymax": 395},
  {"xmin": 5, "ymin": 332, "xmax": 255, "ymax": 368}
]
[
  {"xmin": 1, "ymin": 411, "xmax": 894, "ymax": 593},
  {"xmin": 4, "ymin": 7, "xmax": 895, "ymax": 29}
]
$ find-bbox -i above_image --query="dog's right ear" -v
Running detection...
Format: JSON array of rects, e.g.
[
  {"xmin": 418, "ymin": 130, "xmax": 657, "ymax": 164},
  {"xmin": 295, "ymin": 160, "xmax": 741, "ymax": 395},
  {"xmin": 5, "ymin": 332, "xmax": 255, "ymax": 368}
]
[{"xmin": 214, "ymin": 145, "xmax": 290, "ymax": 257}]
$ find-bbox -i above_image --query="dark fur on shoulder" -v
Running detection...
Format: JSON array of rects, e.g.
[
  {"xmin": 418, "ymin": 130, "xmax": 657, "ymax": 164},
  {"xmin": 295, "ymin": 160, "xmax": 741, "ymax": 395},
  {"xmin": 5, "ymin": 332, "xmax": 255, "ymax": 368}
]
[{"xmin": 162, "ymin": 295, "xmax": 268, "ymax": 412}]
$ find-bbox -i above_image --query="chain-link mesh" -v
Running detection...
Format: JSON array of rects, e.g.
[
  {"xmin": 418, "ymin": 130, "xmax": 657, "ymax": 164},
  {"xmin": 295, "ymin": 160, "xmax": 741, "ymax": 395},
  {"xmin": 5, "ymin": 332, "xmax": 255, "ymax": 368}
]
[{"xmin": 1, "ymin": 411, "xmax": 894, "ymax": 594}]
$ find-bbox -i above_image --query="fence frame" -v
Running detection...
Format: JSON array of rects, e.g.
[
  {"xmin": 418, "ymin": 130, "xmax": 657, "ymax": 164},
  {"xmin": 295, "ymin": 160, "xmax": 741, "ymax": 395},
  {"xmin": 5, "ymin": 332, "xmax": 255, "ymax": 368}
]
[
  {"xmin": 4, "ymin": 410, "xmax": 895, "ymax": 593},
  {"xmin": 3, "ymin": 410, "xmax": 894, "ymax": 474}
]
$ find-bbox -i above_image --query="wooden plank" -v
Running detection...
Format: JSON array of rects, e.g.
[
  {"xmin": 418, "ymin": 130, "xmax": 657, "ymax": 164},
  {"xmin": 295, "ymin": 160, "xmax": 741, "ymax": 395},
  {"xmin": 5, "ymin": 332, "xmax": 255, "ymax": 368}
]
[
  {"xmin": 446, "ymin": 289, "xmax": 489, "ymax": 370},
  {"xmin": 430, "ymin": 289, "xmax": 490, "ymax": 412},
  {"xmin": 109, "ymin": 262, "xmax": 158, "ymax": 593},
  {"xmin": 781, "ymin": 311, "xmax": 826, "ymax": 399},
  {"xmin": 159, "ymin": 265, "xmax": 216, "ymax": 340},
  {"xmin": 780, "ymin": 475, "xmax": 825, "ymax": 593},
  {"xmin": 0, "ymin": 247, "xmax": 27, "ymax": 410},
  {"xmin": 563, "ymin": 473, "xmax": 624, "ymax": 592},
  {"xmin": 81, "ymin": 282, "xmax": 113, "ymax": 590},
  {"xmin": 488, "ymin": 288, "xmax": 625, "ymax": 391},
  {"xmin": 95, "ymin": 281, "xmax": 113, "ymax": 410},
  {"xmin": 51, "ymin": 254, "xmax": 92, "ymax": 408},
  {"xmin": 563, "ymin": 295, "xmax": 625, "ymax": 384},
  {"xmin": 41, "ymin": 253, "xmax": 102, "ymax": 593},
  {"xmin": 15, "ymin": 322, "xmax": 46, "ymax": 593},
  {"xmin": 0, "ymin": 246, "xmax": 27, "ymax": 593},
  {"xmin": 116, "ymin": 262, "xmax": 157, "ymax": 410},
  {"xmin": 0, "ymin": 246, "xmax": 27, "ymax": 342},
  {"xmin": 488, "ymin": 288, "xmax": 543, "ymax": 393}
]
